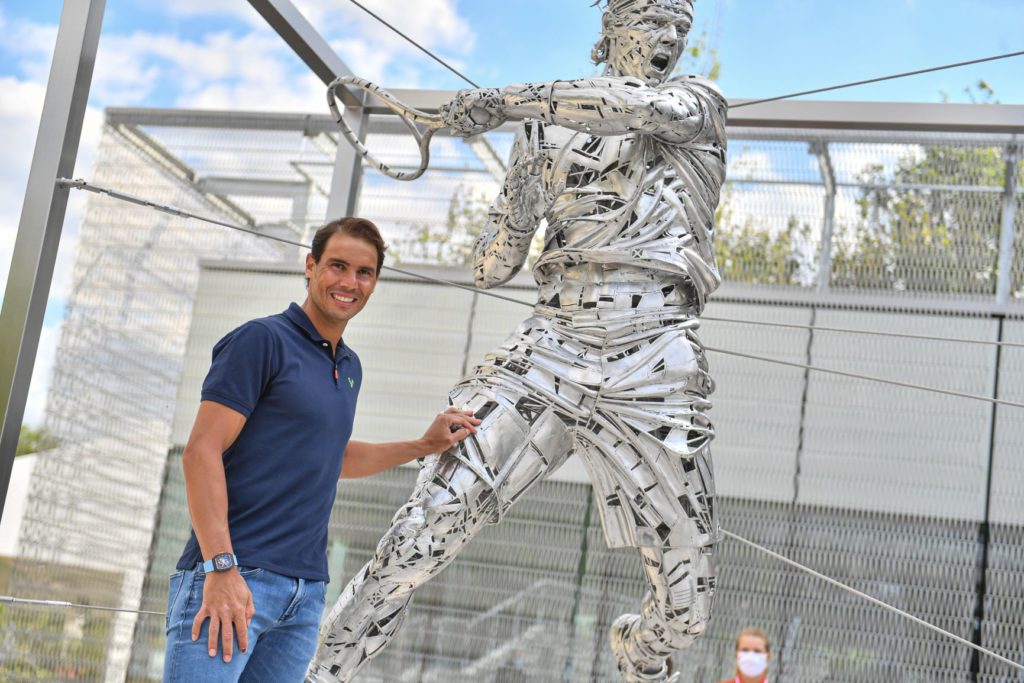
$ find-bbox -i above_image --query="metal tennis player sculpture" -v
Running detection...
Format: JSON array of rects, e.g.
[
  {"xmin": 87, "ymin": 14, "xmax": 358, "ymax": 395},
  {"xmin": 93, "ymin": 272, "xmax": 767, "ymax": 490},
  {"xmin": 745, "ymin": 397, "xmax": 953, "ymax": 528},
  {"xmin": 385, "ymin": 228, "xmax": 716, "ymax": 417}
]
[{"xmin": 309, "ymin": 0, "xmax": 726, "ymax": 680}]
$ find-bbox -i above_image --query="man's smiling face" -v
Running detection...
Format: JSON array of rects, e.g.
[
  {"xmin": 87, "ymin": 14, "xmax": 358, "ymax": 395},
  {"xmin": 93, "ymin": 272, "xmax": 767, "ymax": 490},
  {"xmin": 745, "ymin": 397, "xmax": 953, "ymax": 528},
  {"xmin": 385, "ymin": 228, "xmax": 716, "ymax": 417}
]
[
  {"xmin": 304, "ymin": 232, "xmax": 378, "ymax": 336},
  {"xmin": 603, "ymin": 2, "xmax": 692, "ymax": 85}
]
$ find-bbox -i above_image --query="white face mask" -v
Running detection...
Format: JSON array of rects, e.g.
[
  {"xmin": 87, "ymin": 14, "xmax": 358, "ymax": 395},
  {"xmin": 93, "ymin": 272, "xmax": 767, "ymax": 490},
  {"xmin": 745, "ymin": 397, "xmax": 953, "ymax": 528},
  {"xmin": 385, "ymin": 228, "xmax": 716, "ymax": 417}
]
[{"xmin": 737, "ymin": 651, "xmax": 768, "ymax": 677}]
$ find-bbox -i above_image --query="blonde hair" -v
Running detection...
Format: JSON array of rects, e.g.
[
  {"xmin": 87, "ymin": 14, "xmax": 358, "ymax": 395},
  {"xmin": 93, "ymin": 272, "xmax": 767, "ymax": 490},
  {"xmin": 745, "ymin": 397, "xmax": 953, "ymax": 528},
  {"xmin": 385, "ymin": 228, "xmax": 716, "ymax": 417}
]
[{"xmin": 735, "ymin": 627, "xmax": 770, "ymax": 653}]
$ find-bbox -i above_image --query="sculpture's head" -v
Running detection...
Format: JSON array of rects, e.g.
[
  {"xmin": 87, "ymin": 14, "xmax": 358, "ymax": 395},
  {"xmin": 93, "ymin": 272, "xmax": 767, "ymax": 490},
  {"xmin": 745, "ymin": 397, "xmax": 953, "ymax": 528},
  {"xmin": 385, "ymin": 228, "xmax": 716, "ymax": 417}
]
[{"xmin": 592, "ymin": 0, "xmax": 694, "ymax": 85}]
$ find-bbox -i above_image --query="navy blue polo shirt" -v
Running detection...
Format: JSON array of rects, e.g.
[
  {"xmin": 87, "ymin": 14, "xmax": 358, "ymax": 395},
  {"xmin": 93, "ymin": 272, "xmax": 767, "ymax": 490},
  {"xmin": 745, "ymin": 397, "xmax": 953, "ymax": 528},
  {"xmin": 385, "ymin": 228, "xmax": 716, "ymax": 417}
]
[{"xmin": 177, "ymin": 303, "xmax": 361, "ymax": 581}]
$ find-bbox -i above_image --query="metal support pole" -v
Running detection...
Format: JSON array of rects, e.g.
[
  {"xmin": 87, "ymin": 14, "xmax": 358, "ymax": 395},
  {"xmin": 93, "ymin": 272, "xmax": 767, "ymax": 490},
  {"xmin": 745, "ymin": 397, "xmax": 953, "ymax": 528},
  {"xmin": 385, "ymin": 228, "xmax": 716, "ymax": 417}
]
[
  {"xmin": 0, "ymin": 0, "xmax": 106, "ymax": 525},
  {"xmin": 247, "ymin": 0, "xmax": 357, "ymax": 99},
  {"xmin": 812, "ymin": 142, "xmax": 837, "ymax": 293},
  {"xmin": 995, "ymin": 140, "xmax": 1020, "ymax": 305},
  {"xmin": 326, "ymin": 106, "xmax": 368, "ymax": 219},
  {"xmin": 244, "ymin": 0, "xmax": 367, "ymax": 220}
]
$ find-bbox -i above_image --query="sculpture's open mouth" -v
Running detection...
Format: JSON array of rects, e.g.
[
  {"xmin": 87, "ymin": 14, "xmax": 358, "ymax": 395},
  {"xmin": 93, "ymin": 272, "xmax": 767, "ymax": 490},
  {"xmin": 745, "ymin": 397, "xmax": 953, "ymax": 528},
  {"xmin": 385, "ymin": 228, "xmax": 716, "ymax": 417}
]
[{"xmin": 651, "ymin": 54, "xmax": 670, "ymax": 72}]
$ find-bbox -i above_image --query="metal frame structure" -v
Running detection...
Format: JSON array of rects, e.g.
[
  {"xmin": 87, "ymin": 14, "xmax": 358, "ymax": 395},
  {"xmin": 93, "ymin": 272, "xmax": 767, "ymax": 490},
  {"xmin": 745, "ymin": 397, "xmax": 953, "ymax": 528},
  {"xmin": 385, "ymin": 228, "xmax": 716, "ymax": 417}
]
[
  {"xmin": 0, "ymin": 0, "xmax": 106, "ymax": 526},
  {"xmin": 3, "ymin": 0, "xmax": 1024, "ymax": 550}
]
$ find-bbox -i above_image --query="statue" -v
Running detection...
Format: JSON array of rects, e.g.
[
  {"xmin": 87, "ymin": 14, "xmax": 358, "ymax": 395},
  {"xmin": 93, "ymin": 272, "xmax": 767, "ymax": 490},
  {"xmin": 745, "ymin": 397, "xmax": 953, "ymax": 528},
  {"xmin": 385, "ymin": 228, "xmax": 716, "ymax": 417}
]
[{"xmin": 309, "ymin": 1, "xmax": 726, "ymax": 680}]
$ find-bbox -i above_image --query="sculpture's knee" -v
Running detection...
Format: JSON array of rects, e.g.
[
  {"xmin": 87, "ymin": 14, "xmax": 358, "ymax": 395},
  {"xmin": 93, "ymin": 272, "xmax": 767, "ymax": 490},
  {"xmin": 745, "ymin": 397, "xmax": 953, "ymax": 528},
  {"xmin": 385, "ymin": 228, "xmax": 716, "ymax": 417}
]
[{"xmin": 367, "ymin": 501, "xmax": 468, "ymax": 599}]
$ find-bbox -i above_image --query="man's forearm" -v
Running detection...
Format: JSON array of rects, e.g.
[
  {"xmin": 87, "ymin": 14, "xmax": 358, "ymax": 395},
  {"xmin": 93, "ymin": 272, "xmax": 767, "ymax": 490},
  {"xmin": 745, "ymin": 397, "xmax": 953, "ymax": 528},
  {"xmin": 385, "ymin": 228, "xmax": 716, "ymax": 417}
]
[
  {"xmin": 182, "ymin": 446, "xmax": 233, "ymax": 559},
  {"xmin": 340, "ymin": 439, "xmax": 437, "ymax": 479}
]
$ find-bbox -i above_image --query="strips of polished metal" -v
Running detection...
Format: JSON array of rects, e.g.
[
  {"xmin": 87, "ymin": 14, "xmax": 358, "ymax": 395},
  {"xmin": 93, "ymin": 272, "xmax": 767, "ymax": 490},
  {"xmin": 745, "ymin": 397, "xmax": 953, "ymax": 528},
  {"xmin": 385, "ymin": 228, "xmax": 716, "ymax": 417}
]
[
  {"xmin": 327, "ymin": 76, "xmax": 445, "ymax": 180},
  {"xmin": 313, "ymin": 2, "xmax": 722, "ymax": 681}
]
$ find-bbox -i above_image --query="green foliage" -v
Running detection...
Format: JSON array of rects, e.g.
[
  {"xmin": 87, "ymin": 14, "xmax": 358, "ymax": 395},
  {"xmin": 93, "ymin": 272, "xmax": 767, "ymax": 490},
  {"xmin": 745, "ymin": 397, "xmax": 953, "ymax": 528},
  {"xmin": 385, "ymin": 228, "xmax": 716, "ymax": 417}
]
[
  {"xmin": 676, "ymin": 29, "xmax": 721, "ymax": 81},
  {"xmin": 393, "ymin": 186, "xmax": 485, "ymax": 267},
  {"xmin": 832, "ymin": 144, "xmax": 1013, "ymax": 294},
  {"xmin": 396, "ymin": 186, "xmax": 543, "ymax": 269},
  {"xmin": 713, "ymin": 182, "xmax": 814, "ymax": 286},
  {"xmin": 16, "ymin": 425, "xmax": 59, "ymax": 457},
  {"xmin": 940, "ymin": 79, "xmax": 999, "ymax": 104}
]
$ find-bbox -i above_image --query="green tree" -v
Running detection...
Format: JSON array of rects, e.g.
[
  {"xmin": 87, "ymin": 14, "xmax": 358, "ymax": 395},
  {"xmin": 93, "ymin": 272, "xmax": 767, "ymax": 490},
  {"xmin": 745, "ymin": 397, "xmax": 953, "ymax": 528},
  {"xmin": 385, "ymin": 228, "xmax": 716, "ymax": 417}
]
[
  {"xmin": 395, "ymin": 186, "xmax": 545, "ymax": 269},
  {"xmin": 676, "ymin": 29, "xmax": 721, "ymax": 81},
  {"xmin": 393, "ymin": 186, "xmax": 488, "ymax": 266},
  {"xmin": 831, "ymin": 139, "xmax": 1017, "ymax": 295},
  {"xmin": 16, "ymin": 425, "xmax": 59, "ymax": 457}
]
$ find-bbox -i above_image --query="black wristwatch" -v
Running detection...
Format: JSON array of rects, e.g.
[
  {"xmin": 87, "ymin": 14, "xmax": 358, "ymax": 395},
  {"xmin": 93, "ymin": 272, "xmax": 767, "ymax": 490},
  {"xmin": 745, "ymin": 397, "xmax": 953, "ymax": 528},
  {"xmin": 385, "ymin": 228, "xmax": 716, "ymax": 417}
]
[{"xmin": 202, "ymin": 552, "xmax": 238, "ymax": 573}]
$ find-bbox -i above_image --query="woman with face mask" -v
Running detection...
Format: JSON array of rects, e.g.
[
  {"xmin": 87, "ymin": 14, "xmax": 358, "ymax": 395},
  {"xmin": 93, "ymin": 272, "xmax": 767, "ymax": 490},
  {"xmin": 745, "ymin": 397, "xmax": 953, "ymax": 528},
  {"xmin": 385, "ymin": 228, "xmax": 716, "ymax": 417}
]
[{"xmin": 717, "ymin": 627, "xmax": 771, "ymax": 683}]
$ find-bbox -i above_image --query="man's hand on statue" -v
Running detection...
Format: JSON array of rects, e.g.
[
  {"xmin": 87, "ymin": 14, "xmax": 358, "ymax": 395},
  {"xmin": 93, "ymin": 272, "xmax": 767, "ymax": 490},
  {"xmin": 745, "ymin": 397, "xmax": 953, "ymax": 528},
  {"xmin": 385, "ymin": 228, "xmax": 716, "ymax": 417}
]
[
  {"xmin": 441, "ymin": 88, "xmax": 506, "ymax": 137},
  {"xmin": 418, "ymin": 407, "xmax": 481, "ymax": 453}
]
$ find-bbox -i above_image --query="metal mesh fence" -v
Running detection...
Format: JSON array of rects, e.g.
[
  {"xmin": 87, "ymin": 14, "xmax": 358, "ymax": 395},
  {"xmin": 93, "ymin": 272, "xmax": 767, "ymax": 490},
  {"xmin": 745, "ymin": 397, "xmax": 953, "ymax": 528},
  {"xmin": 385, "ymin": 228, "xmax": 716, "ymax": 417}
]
[
  {"xmin": 2, "ymin": 108, "xmax": 1023, "ymax": 681},
  {"xmin": 127, "ymin": 461, "xmax": 985, "ymax": 682}
]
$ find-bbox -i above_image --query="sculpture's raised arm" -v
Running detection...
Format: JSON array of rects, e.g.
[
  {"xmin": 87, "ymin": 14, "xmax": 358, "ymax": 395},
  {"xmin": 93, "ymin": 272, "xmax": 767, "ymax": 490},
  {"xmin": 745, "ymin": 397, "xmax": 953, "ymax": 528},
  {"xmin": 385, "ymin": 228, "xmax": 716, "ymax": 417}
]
[{"xmin": 443, "ymin": 76, "xmax": 723, "ymax": 145}]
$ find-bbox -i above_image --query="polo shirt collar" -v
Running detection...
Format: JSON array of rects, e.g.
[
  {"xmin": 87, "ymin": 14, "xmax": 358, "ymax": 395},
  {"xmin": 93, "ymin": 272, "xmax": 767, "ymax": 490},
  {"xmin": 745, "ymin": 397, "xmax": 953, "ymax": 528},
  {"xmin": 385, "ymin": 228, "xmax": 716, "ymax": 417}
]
[{"xmin": 284, "ymin": 302, "xmax": 350, "ymax": 358}]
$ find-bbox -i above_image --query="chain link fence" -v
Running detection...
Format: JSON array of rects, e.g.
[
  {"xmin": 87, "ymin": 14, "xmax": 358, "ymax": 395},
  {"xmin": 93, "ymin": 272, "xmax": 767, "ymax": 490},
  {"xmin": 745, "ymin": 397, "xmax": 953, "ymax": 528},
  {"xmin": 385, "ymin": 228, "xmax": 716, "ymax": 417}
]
[{"xmin": 1, "ymin": 106, "xmax": 1021, "ymax": 681}]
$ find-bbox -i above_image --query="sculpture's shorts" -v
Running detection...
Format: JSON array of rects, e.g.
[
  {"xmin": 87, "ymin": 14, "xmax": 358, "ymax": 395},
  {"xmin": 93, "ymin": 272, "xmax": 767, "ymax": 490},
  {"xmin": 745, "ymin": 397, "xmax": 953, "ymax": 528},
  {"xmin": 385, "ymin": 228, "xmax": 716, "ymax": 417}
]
[{"xmin": 447, "ymin": 308, "xmax": 717, "ymax": 549}]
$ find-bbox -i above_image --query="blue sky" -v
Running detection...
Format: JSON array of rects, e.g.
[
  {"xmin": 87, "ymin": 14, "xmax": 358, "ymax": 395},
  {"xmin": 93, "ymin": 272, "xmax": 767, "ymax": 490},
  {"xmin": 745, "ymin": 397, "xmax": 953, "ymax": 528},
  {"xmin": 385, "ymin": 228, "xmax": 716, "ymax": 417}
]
[{"xmin": 2, "ymin": 0, "xmax": 1023, "ymax": 426}]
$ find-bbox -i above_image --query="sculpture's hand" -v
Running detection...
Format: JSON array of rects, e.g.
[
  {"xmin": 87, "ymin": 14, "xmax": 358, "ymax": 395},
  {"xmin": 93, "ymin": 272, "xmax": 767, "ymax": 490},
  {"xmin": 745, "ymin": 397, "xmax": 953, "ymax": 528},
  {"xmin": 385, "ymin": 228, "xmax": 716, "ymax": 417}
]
[
  {"xmin": 505, "ymin": 152, "xmax": 546, "ymax": 232},
  {"xmin": 505, "ymin": 136, "xmax": 564, "ymax": 233},
  {"xmin": 441, "ymin": 88, "xmax": 506, "ymax": 137}
]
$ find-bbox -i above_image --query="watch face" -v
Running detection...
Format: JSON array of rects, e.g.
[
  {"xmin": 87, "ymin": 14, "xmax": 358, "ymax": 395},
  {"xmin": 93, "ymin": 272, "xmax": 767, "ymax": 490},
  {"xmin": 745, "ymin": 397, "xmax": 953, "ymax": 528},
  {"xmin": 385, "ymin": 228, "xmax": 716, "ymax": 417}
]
[{"xmin": 214, "ymin": 554, "xmax": 233, "ymax": 571}]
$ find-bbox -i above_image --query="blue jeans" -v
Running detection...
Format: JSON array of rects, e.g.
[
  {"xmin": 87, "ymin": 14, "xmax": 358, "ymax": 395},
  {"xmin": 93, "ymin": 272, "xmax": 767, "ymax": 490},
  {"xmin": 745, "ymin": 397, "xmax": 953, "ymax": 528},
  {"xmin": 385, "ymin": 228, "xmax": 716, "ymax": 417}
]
[{"xmin": 164, "ymin": 564, "xmax": 326, "ymax": 682}]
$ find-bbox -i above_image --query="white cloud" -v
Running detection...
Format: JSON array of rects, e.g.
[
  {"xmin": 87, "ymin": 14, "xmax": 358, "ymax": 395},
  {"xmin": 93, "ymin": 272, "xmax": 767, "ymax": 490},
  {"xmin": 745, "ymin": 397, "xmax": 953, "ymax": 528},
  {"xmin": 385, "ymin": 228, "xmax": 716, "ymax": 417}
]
[
  {"xmin": 129, "ymin": 0, "xmax": 476, "ymax": 89},
  {"xmin": 22, "ymin": 323, "xmax": 61, "ymax": 427},
  {"xmin": 1, "ymin": 0, "xmax": 478, "ymax": 428},
  {"xmin": 0, "ymin": 77, "xmax": 48, "ymax": 283},
  {"xmin": 295, "ymin": 0, "xmax": 474, "ymax": 55},
  {"xmin": 0, "ymin": 5, "xmax": 104, "ymax": 428},
  {"xmin": 0, "ymin": 13, "xmax": 58, "ymax": 84}
]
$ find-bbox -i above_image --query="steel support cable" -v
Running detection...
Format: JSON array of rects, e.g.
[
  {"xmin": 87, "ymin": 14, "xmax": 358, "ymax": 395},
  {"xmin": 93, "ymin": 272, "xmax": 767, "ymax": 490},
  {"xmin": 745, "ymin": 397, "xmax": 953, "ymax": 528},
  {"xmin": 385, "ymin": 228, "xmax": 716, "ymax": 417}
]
[
  {"xmin": 41, "ymin": 7, "xmax": 1024, "ymax": 666},
  {"xmin": 343, "ymin": 0, "xmax": 1023, "ymax": 109},
  {"xmin": 53, "ymin": 178, "xmax": 1024, "ymax": 670},
  {"xmin": 721, "ymin": 530, "xmax": 1024, "ymax": 674},
  {"xmin": 58, "ymin": 179, "xmax": 527, "ymax": 307},
  {"xmin": 0, "ymin": 595, "xmax": 164, "ymax": 617},
  {"xmin": 701, "ymin": 315, "xmax": 1024, "ymax": 350},
  {"xmin": 346, "ymin": 0, "xmax": 480, "ymax": 88},
  {"xmin": 60, "ymin": 178, "xmax": 1024, "ymax": 410},
  {"xmin": 731, "ymin": 50, "xmax": 1024, "ymax": 109},
  {"xmin": 706, "ymin": 345, "xmax": 1024, "ymax": 409},
  {"xmin": 6, "ymin": 531, "xmax": 1024, "ymax": 675}
]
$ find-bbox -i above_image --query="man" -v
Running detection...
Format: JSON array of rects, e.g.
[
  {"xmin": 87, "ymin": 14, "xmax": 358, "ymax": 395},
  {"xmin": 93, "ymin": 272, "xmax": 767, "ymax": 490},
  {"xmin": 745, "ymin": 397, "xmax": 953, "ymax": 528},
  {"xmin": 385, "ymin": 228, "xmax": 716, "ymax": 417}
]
[
  {"xmin": 717, "ymin": 628, "xmax": 771, "ymax": 683},
  {"xmin": 163, "ymin": 217, "xmax": 480, "ymax": 682},
  {"xmin": 309, "ymin": 1, "xmax": 725, "ymax": 681}
]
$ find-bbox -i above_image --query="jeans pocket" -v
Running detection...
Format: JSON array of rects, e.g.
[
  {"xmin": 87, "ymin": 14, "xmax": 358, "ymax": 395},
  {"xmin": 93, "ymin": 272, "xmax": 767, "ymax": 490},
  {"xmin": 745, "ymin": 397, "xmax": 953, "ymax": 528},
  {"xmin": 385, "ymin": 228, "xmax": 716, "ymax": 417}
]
[
  {"xmin": 166, "ymin": 570, "xmax": 187, "ymax": 631},
  {"xmin": 238, "ymin": 566, "xmax": 264, "ymax": 579}
]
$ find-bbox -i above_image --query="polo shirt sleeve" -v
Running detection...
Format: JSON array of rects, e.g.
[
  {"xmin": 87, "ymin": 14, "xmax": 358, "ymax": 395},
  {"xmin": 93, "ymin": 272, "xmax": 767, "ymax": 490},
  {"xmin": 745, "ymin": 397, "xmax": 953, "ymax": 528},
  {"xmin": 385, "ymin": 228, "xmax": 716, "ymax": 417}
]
[{"xmin": 201, "ymin": 321, "xmax": 279, "ymax": 418}]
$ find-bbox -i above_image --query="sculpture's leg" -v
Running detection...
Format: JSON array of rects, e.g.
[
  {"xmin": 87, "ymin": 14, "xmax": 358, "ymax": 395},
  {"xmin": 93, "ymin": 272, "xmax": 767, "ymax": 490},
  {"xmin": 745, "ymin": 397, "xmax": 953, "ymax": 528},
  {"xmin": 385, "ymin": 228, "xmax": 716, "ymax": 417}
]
[
  {"xmin": 305, "ymin": 454, "xmax": 495, "ymax": 682},
  {"xmin": 609, "ymin": 446, "xmax": 718, "ymax": 683},
  {"xmin": 306, "ymin": 382, "xmax": 576, "ymax": 683}
]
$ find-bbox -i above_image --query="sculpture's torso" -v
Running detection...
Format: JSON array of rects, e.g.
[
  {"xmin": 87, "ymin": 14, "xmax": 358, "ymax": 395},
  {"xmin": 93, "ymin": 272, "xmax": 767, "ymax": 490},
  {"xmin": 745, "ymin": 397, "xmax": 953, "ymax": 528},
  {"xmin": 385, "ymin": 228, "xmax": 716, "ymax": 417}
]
[{"xmin": 530, "ymin": 82, "xmax": 727, "ymax": 316}]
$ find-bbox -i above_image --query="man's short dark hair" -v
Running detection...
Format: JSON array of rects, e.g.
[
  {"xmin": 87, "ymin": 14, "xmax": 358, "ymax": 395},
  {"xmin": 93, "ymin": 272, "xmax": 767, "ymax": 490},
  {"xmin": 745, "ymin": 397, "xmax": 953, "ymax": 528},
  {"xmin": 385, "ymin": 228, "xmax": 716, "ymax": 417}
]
[{"xmin": 311, "ymin": 217, "xmax": 387, "ymax": 275}]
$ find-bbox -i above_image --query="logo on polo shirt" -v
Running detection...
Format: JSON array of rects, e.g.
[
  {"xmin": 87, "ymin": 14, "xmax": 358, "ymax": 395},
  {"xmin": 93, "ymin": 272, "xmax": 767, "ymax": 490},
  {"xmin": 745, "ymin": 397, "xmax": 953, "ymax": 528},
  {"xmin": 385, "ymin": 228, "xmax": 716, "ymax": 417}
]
[{"xmin": 347, "ymin": 377, "xmax": 355, "ymax": 389}]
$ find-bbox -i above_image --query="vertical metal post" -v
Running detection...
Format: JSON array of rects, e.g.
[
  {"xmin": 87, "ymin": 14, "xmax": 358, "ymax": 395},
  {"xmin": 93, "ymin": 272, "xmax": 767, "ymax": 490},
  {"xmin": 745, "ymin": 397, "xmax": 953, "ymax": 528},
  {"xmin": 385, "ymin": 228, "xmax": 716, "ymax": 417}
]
[
  {"xmin": 812, "ymin": 142, "xmax": 837, "ymax": 293},
  {"xmin": 0, "ymin": 0, "xmax": 106, "ymax": 525},
  {"xmin": 995, "ymin": 140, "xmax": 1019, "ymax": 305},
  {"xmin": 971, "ymin": 315, "xmax": 1004, "ymax": 681},
  {"xmin": 326, "ymin": 105, "xmax": 368, "ymax": 218}
]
